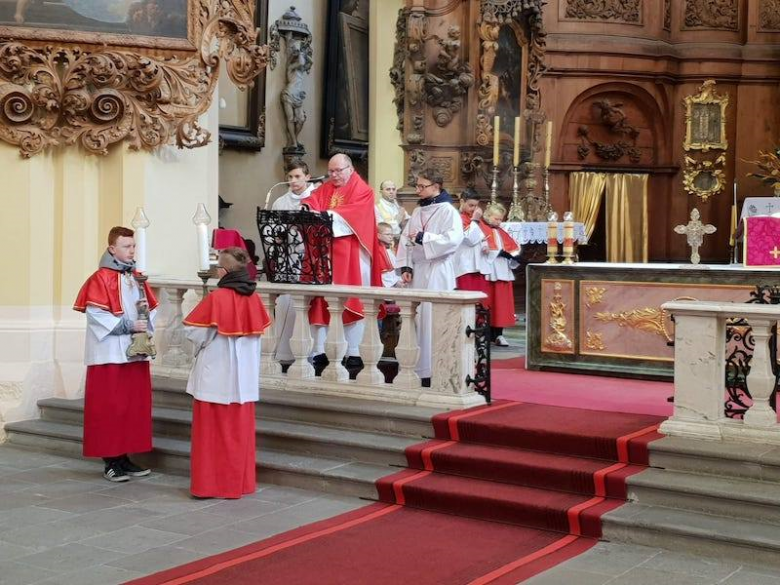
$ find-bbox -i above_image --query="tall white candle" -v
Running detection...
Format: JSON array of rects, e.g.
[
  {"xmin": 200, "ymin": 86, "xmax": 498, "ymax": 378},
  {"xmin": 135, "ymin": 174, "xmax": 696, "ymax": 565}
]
[
  {"xmin": 134, "ymin": 228, "xmax": 147, "ymax": 273},
  {"xmin": 197, "ymin": 223, "xmax": 210, "ymax": 271}
]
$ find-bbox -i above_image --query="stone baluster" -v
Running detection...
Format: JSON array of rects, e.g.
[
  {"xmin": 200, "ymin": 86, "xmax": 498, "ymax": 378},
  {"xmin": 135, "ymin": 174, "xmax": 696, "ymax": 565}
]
[
  {"xmin": 744, "ymin": 318, "xmax": 776, "ymax": 428},
  {"xmin": 259, "ymin": 291, "xmax": 282, "ymax": 376},
  {"xmin": 323, "ymin": 295, "xmax": 349, "ymax": 382},
  {"xmin": 659, "ymin": 306, "xmax": 726, "ymax": 440},
  {"xmin": 393, "ymin": 299, "xmax": 420, "ymax": 389},
  {"xmin": 357, "ymin": 298, "xmax": 386, "ymax": 386},
  {"xmin": 287, "ymin": 292, "xmax": 314, "ymax": 379},
  {"xmin": 160, "ymin": 286, "xmax": 191, "ymax": 368}
]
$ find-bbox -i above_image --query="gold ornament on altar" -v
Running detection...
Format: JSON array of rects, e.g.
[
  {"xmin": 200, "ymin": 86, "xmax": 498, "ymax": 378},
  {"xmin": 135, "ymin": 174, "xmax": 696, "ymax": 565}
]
[
  {"xmin": 683, "ymin": 154, "xmax": 727, "ymax": 202},
  {"xmin": 543, "ymin": 282, "xmax": 573, "ymax": 352},
  {"xmin": 683, "ymin": 80, "xmax": 728, "ymax": 153},
  {"xmin": 674, "ymin": 208, "xmax": 717, "ymax": 265}
]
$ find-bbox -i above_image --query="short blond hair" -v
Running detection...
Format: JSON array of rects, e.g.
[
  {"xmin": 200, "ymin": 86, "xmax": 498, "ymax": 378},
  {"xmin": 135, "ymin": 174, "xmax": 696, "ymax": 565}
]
[
  {"xmin": 218, "ymin": 247, "xmax": 250, "ymax": 272},
  {"xmin": 484, "ymin": 203, "xmax": 506, "ymax": 220}
]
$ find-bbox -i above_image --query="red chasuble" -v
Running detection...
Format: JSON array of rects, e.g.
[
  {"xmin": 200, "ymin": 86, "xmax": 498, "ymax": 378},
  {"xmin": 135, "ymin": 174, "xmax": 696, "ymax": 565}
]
[
  {"xmin": 306, "ymin": 172, "xmax": 391, "ymax": 325},
  {"xmin": 73, "ymin": 268, "xmax": 159, "ymax": 315},
  {"xmin": 183, "ymin": 288, "xmax": 271, "ymax": 336}
]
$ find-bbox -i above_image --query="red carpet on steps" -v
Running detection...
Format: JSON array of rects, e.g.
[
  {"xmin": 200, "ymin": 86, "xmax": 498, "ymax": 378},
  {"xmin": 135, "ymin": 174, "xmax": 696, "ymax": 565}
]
[{"xmin": 128, "ymin": 401, "xmax": 665, "ymax": 585}]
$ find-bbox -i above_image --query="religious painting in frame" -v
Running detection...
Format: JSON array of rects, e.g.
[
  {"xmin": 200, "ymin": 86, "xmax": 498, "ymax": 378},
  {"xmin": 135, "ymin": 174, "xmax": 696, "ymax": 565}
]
[
  {"xmin": 219, "ymin": 0, "xmax": 268, "ymax": 151},
  {"xmin": 321, "ymin": 0, "xmax": 369, "ymax": 162},
  {"xmin": 683, "ymin": 80, "xmax": 729, "ymax": 152},
  {"xmin": 0, "ymin": 0, "xmax": 197, "ymax": 52}
]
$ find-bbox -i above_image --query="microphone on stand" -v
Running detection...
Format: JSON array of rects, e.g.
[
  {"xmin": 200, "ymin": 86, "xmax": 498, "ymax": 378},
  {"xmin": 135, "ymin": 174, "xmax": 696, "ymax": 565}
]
[
  {"xmin": 308, "ymin": 175, "xmax": 327, "ymax": 183},
  {"xmin": 264, "ymin": 180, "xmax": 292, "ymax": 210}
]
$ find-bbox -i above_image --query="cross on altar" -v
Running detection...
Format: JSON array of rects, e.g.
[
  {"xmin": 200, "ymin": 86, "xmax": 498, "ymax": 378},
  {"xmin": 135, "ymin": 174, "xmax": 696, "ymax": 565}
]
[
  {"xmin": 674, "ymin": 208, "xmax": 717, "ymax": 265},
  {"xmin": 771, "ymin": 247, "xmax": 780, "ymax": 260}
]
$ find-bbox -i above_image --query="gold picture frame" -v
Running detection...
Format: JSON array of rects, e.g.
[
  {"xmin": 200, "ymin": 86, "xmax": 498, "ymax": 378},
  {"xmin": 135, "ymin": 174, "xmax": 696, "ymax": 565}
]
[
  {"xmin": 683, "ymin": 154, "xmax": 727, "ymax": 202},
  {"xmin": 0, "ymin": 1, "xmax": 269, "ymax": 157},
  {"xmin": 683, "ymin": 80, "xmax": 729, "ymax": 152}
]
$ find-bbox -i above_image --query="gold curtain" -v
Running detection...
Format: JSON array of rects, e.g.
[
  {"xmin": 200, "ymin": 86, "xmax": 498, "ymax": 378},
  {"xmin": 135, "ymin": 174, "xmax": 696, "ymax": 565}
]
[
  {"xmin": 604, "ymin": 173, "xmax": 648, "ymax": 263},
  {"xmin": 570, "ymin": 172, "xmax": 607, "ymax": 241}
]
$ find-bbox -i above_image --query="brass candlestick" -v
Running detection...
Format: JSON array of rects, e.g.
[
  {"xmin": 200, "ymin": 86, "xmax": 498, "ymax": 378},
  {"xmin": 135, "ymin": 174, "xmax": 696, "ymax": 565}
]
[
  {"xmin": 546, "ymin": 212, "xmax": 559, "ymax": 264},
  {"xmin": 126, "ymin": 273, "xmax": 157, "ymax": 359},
  {"xmin": 507, "ymin": 166, "xmax": 524, "ymax": 221},
  {"xmin": 542, "ymin": 165, "xmax": 551, "ymax": 218},
  {"xmin": 489, "ymin": 165, "xmax": 500, "ymax": 204},
  {"xmin": 197, "ymin": 269, "xmax": 213, "ymax": 297},
  {"xmin": 561, "ymin": 211, "xmax": 575, "ymax": 265}
]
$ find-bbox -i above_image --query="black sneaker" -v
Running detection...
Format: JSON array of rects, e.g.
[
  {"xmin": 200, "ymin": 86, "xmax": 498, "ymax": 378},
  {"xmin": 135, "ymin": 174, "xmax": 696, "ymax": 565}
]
[
  {"xmin": 120, "ymin": 456, "xmax": 151, "ymax": 477},
  {"xmin": 103, "ymin": 462, "xmax": 130, "ymax": 483}
]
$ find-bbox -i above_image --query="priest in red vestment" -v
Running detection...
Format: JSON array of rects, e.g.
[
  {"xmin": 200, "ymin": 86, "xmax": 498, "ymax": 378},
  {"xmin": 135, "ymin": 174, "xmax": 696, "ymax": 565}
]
[
  {"xmin": 73, "ymin": 226, "xmax": 159, "ymax": 482},
  {"xmin": 305, "ymin": 154, "xmax": 390, "ymax": 376},
  {"xmin": 183, "ymin": 247, "xmax": 271, "ymax": 499}
]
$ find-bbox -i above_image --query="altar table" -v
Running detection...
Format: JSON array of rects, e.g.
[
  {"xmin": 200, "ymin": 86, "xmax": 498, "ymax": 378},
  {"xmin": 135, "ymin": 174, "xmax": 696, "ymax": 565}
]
[{"xmin": 526, "ymin": 263, "xmax": 780, "ymax": 379}]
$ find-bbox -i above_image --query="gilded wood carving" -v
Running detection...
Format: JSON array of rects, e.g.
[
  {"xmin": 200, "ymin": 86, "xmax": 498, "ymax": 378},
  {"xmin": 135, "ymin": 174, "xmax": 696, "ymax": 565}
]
[
  {"xmin": 564, "ymin": 0, "xmax": 641, "ymax": 23},
  {"xmin": 683, "ymin": 154, "xmax": 727, "ymax": 202},
  {"xmin": 683, "ymin": 80, "xmax": 728, "ymax": 152},
  {"xmin": 577, "ymin": 99, "xmax": 641, "ymax": 163},
  {"xmin": 0, "ymin": 0, "xmax": 269, "ymax": 157},
  {"xmin": 683, "ymin": 0, "xmax": 738, "ymax": 30}
]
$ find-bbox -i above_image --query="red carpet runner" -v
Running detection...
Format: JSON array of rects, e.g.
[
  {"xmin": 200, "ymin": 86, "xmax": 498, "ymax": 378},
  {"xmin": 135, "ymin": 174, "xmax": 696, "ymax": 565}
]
[{"xmin": 128, "ymin": 401, "xmax": 664, "ymax": 585}]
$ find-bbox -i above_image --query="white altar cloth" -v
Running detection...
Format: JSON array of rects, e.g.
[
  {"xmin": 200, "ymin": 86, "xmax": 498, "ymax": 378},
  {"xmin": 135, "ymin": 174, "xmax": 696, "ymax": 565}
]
[{"xmin": 502, "ymin": 222, "xmax": 588, "ymax": 246}]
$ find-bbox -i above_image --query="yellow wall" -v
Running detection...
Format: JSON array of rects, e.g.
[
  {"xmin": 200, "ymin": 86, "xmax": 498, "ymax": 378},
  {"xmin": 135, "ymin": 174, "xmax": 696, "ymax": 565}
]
[{"xmin": 368, "ymin": 0, "xmax": 405, "ymax": 189}]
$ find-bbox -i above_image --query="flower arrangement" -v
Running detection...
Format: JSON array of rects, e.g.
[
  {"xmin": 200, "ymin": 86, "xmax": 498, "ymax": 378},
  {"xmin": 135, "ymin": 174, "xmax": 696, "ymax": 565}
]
[{"xmin": 745, "ymin": 147, "xmax": 780, "ymax": 195}]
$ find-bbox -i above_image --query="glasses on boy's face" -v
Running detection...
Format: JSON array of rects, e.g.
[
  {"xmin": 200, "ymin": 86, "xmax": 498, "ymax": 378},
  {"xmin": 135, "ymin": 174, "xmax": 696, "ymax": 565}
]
[{"xmin": 415, "ymin": 182, "xmax": 433, "ymax": 191}]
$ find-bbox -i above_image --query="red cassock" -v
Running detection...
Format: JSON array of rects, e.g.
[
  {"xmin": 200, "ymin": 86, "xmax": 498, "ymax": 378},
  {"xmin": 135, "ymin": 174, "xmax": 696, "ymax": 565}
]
[
  {"xmin": 306, "ymin": 172, "xmax": 390, "ymax": 325},
  {"xmin": 184, "ymin": 288, "xmax": 270, "ymax": 499},
  {"xmin": 479, "ymin": 222, "xmax": 520, "ymax": 328},
  {"xmin": 73, "ymin": 268, "xmax": 159, "ymax": 458},
  {"xmin": 456, "ymin": 212, "xmax": 491, "ymax": 298}
]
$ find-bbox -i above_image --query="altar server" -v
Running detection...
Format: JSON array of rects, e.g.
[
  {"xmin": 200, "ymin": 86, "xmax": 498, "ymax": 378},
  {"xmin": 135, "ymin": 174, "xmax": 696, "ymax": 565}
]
[
  {"xmin": 479, "ymin": 203, "xmax": 520, "ymax": 347},
  {"xmin": 184, "ymin": 247, "xmax": 271, "ymax": 499},
  {"xmin": 73, "ymin": 226, "xmax": 158, "ymax": 482},
  {"xmin": 454, "ymin": 189, "xmax": 489, "ymax": 298},
  {"xmin": 397, "ymin": 167, "xmax": 464, "ymax": 385}
]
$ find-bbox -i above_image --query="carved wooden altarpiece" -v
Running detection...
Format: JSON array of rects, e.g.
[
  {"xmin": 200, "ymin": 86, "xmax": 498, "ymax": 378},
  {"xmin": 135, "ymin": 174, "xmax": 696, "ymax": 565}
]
[
  {"xmin": 391, "ymin": 0, "xmax": 547, "ymax": 199},
  {"xmin": 0, "ymin": 0, "xmax": 270, "ymax": 157}
]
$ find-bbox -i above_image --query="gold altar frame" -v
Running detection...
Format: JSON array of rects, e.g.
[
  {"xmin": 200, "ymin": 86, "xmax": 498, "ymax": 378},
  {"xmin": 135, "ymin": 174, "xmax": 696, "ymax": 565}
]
[
  {"xmin": 0, "ymin": 1, "xmax": 269, "ymax": 157},
  {"xmin": 578, "ymin": 280, "xmax": 753, "ymax": 362},
  {"xmin": 682, "ymin": 154, "xmax": 727, "ymax": 202},
  {"xmin": 683, "ymin": 80, "xmax": 729, "ymax": 152}
]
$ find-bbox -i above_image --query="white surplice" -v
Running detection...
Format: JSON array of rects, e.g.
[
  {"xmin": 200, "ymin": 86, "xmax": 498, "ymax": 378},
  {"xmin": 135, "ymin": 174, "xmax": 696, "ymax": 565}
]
[
  {"xmin": 184, "ymin": 327, "xmax": 261, "ymax": 405},
  {"xmin": 271, "ymin": 184, "xmax": 314, "ymax": 211},
  {"xmin": 396, "ymin": 200, "xmax": 464, "ymax": 378},
  {"xmin": 381, "ymin": 246, "xmax": 401, "ymax": 288},
  {"xmin": 84, "ymin": 274, "xmax": 157, "ymax": 366},
  {"xmin": 479, "ymin": 227, "xmax": 520, "ymax": 282},
  {"xmin": 375, "ymin": 198, "xmax": 409, "ymax": 236},
  {"xmin": 454, "ymin": 219, "xmax": 486, "ymax": 278}
]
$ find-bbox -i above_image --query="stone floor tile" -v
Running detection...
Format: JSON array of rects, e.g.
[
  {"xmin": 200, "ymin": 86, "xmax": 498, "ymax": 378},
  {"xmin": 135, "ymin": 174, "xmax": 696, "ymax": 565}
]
[
  {"xmin": 720, "ymin": 569, "xmax": 780, "ymax": 585},
  {"xmin": 522, "ymin": 567, "xmax": 614, "ymax": 585},
  {"xmin": 644, "ymin": 550, "xmax": 739, "ymax": 580},
  {"xmin": 0, "ymin": 540, "xmax": 37, "ymax": 563},
  {"xmin": 0, "ymin": 448, "xmax": 71, "ymax": 470},
  {"xmin": 36, "ymin": 492, "xmax": 132, "ymax": 514},
  {"xmin": 555, "ymin": 542, "xmax": 661, "ymax": 576},
  {"xmin": 251, "ymin": 484, "xmax": 323, "ymax": 505},
  {"xmin": 13, "ymin": 542, "xmax": 125, "ymax": 573},
  {"xmin": 606, "ymin": 566, "xmax": 713, "ymax": 585},
  {"xmin": 79, "ymin": 525, "xmax": 186, "ymax": 555},
  {"xmin": 174, "ymin": 526, "xmax": 264, "ymax": 555},
  {"xmin": 5, "ymin": 466, "xmax": 95, "ymax": 486},
  {"xmin": 55, "ymin": 505, "xmax": 164, "ymax": 533},
  {"xmin": 0, "ymin": 477, "xmax": 36, "ymax": 495},
  {"xmin": 16, "ymin": 479, "xmax": 104, "ymax": 500},
  {"xmin": 0, "ymin": 560, "xmax": 56, "ymax": 585},
  {"xmin": 0, "ymin": 519, "xmax": 104, "ymax": 551},
  {"xmin": 129, "ymin": 494, "xmax": 219, "ymax": 517},
  {"xmin": 0, "ymin": 492, "xmax": 49, "ymax": 512},
  {"xmin": 0, "ymin": 506, "xmax": 76, "ymax": 533},
  {"xmin": 199, "ymin": 498, "xmax": 291, "ymax": 520},
  {"xmin": 36, "ymin": 564, "xmax": 145, "ymax": 585},
  {"xmin": 141, "ymin": 473, "xmax": 191, "ymax": 489},
  {"xmin": 92, "ymin": 479, "xmax": 184, "ymax": 502},
  {"xmin": 106, "ymin": 545, "xmax": 205, "ymax": 574},
  {"xmin": 139, "ymin": 510, "xmax": 238, "ymax": 536}
]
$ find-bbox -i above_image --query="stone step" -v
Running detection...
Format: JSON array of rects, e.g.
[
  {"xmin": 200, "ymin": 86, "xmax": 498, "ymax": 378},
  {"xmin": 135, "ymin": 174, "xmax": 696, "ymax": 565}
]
[
  {"xmin": 4, "ymin": 418, "xmax": 390, "ymax": 499},
  {"xmin": 151, "ymin": 375, "xmax": 438, "ymax": 438},
  {"xmin": 603, "ymin": 503, "xmax": 780, "ymax": 570},
  {"xmin": 627, "ymin": 467, "xmax": 780, "ymax": 527},
  {"xmin": 37, "ymin": 397, "xmax": 417, "ymax": 467},
  {"xmin": 650, "ymin": 436, "xmax": 780, "ymax": 484}
]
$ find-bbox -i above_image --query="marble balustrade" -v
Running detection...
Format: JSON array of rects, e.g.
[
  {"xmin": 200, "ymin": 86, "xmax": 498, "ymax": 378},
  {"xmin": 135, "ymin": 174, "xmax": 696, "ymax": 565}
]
[
  {"xmin": 661, "ymin": 300, "xmax": 780, "ymax": 445},
  {"xmin": 148, "ymin": 279, "xmax": 487, "ymax": 409}
]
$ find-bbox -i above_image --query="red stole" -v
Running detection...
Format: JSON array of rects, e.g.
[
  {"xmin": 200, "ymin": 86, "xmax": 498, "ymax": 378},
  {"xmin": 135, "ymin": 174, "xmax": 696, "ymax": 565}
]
[
  {"xmin": 479, "ymin": 221, "xmax": 520, "ymax": 253},
  {"xmin": 460, "ymin": 212, "xmax": 472, "ymax": 231},
  {"xmin": 73, "ymin": 268, "xmax": 159, "ymax": 316},
  {"xmin": 183, "ymin": 288, "xmax": 271, "ymax": 336},
  {"xmin": 307, "ymin": 173, "xmax": 390, "ymax": 325}
]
